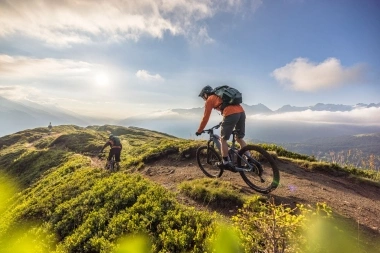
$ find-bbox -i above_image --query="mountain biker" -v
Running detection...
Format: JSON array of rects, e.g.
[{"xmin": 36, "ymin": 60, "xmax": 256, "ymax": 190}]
[
  {"xmin": 100, "ymin": 134, "xmax": 122, "ymax": 169},
  {"xmin": 48, "ymin": 122, "xmax": 52, "ymax": 135},
  {"xmin": 196, "ymin": 85, "xmax": 247, "ymax": 171}
]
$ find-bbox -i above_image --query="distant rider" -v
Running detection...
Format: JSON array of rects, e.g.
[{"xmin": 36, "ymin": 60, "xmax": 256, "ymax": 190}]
[
  {"xmin": 196, "ymin": 85, "xmax": 247, "ymax": 171},
  {"xmin": 100, "ymin": 134, "xmax": 122, "ymax": 169},
  {"xmin": 48, "ymin": 122, "xmax": 52, "ymax": 135}
]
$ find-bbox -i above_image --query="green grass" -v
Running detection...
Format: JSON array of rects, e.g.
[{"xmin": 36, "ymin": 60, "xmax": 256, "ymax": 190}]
[
  {"xmin": 179, "ymin": 178, "xmax": 248, "ymax": 208},
  {"xmin": 1, "ymin": 125, "xmax": 379, "ymax": 253}
]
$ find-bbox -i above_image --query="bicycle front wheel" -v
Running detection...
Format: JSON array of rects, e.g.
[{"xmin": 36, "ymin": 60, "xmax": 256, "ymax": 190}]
[
  {"xmin": 237, "ymin": 145, "xmax": 280, "ymax": 193},
  {"xmin": 196, "ymin": 146, "xmax": 223, "ymax": 178}
]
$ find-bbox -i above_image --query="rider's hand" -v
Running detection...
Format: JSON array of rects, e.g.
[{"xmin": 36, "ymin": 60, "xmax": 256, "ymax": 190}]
[{"xmin": 195, "ymin": 132, "xmax": 201, "ymax": 136}]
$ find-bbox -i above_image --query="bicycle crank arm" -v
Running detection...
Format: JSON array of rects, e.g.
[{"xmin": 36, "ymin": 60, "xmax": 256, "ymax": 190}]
[
  {"xmin": 234, "ymin": 167, "xmax": 252, "ymax": 172},
  {"xmin": 235, "ymin": 167, "xmax": 266, "ymax": 183}
]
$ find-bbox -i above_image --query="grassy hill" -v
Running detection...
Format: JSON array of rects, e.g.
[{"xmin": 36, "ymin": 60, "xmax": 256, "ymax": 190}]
[{"xmin": 0, "ymin": 125, "xmax": 379, "ymax": 253}]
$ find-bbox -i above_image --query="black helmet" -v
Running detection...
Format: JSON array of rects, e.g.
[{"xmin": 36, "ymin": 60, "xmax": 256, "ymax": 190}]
[
  {"xmin": 109, "ymin": 134, "xmax": 114, "ymax": 139},
  {"xmin": 198, "ymin": 85, "xmax": 213, "ymax": 97}
]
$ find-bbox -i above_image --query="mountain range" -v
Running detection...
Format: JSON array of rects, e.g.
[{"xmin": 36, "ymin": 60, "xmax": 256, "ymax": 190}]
[
  {"xmin": 117, "ymin": 102, "xmax": 380, "ymax": 143},
  {"xmin": 153, "ymin": 102, "xmax": 380, "ymax": 116},
  {"xmin": 0, "ymin": 96, "xmax": 111, "ymax": 136},
  {"xmin": 1, "ymin": 95, "xmax": 380, "ymax": 144},
  {"xmin": 272, "ymin": 102, "xmax": 380, "ymax": 113}
]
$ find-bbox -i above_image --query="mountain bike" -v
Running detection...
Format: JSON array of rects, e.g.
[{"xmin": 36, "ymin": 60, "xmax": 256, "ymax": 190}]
[
  {"xmin": 196, "ymin": 122, "xmax": 280, "ymax": 194},
  {"xmin": 98, "ymin": 152, "xmax": 118, "ymax": 172}
]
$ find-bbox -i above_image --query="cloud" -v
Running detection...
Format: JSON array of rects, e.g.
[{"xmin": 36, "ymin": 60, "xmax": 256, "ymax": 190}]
[
  {"xmin": 0, "ymin": 0, "xmax": 257, "ymax": 47},
  {"xmin": 272, "ymin": 58, "xmax": 366, "ymax": 92},
  {"xmin": 247, "ymin": 107, "xmax": 380, "ymax": 126},
  {"xmin": 0, "ymin": 54, "xmax": 96, "ymax": 80},
  {"xmin": 136, "ymin": 70, "xmax": 164, "ymax": 82},
  {"xmin": 0, "ymin": 85, "xmax": 43, "ymax": 101},
  {"xmin": 189, "ymin": 26, "xmax": 215, "ymax": 45},
  {"xmin": 0, "ymin": 55, "xmax": 115, "ymax": 103}
]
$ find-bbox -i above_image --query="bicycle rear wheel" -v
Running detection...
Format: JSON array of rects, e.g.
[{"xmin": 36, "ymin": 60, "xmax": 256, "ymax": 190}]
[
  {"xmin": 237, "ymin": 145, "xmax": 280, "ymax": 193},
  {"xmin": 196, "ymin": 146, "xmax": 223, "ymax": 178},
  {"xmin": 110, "ymin": 161, "xmax": 115, "ymax": 172}
]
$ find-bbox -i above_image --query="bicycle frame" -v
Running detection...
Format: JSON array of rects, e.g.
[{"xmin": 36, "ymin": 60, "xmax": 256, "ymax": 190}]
[
  {"xmin": 198, "ymin": 122, "xmax": 278, "ymax": 192},
  {"xmin": 205, "ymin": 127, "xmax": 221, "ymax": 152},
  {"xmin": 203, "ymin": 123, "xmax": 254, "ymax": 172}
]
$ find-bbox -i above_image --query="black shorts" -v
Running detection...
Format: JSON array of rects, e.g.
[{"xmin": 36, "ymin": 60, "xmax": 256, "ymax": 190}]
[
  {"xmin": 221, "ymin": 112, "xmax": 246, "ymax": 140},
  {"xmin": 108, "ymin": 147, "xmax": 121, "ymax": 162}
]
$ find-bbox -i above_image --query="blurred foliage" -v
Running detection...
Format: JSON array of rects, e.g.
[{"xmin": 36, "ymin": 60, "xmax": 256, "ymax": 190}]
[{"xmin": 0, "ymin": 125, "xmax": 378, "ymax": 252}]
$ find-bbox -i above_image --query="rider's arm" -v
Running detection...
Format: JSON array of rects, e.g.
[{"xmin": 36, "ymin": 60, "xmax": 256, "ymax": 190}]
[
  {"xmin": 100, "ymin": 141, "xmax": 111, "ymax": 152},
  {"xmin": 197, "ymin": 95, "xmax": 219, "ymax": 133}
]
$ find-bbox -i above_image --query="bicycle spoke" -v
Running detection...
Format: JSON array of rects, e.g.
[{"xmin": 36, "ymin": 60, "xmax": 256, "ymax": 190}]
[{"xmin": 238, "ymin": 145, "xmax": 280, "ymax": 193}]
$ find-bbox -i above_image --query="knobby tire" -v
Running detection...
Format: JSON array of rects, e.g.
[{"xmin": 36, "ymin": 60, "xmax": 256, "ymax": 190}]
[
  {"xmin": 238, "ymin": 145, "xmax": 280, "ymax": 194},
  {"xmin": 196, "ymin": 146, "xmax": 223, "ymax": 178}
]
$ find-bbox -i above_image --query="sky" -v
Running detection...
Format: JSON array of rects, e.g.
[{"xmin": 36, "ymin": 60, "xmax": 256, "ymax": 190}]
[{"xmin": 0, "ymin": 0, "xmax": 379, "ymax": 120}]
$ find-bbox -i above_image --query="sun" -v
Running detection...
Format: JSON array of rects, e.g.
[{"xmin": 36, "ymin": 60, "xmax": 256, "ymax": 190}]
[{"xmin": 95, "ymin": 72, "xmax": 109, "ymax": 86}]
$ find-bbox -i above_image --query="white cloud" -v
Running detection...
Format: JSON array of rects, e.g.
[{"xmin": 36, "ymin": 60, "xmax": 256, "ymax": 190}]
[
  {"xmin": 0, "ymin": 55, "xmax": 117, "ymax": 105},
  {"xmin": 0, "ymin": 54, "xmax": 96, "ymax": 79},
  {"xmin": 0, "ymin": 85, "xmax": 45, "ymax": 101},
  {"xmin": 191, "ymin": 26, "xmax": 215, "ymax": 45},
  {"xmin": 136, "ymin": 70, "xmax": 164, "ymax": 82},
  {"xmin": 0, "ymin": 0, "xmax": 256, "ymax": 47},
  {"xmin": 247, "ymin": 107, "xmax": 380, "ymax": 126},
  {"xmin": 272, "ymin": 58, "xmax": 366, "ymax": 92}
]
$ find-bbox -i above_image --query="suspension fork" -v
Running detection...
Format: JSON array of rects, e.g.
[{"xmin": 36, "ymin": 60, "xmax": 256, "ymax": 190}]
[{"xmin": 211, "ymin": 134, "xmax": 221, "ymax": 153}]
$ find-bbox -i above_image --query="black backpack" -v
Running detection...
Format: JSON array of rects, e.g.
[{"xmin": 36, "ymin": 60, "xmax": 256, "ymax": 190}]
[
  {"xmin": 212, "ymin": 85, "xmax": 243, "ymax": 111},
  {"xmin": 111, "ymin": 136, "xmax": 121, "ymax": 147}
]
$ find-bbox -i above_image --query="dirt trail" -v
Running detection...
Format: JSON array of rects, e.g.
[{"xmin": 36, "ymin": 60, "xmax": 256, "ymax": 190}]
[{"xmin": 136, "ymin": 155, "xmax": 380, "ymax": 240}]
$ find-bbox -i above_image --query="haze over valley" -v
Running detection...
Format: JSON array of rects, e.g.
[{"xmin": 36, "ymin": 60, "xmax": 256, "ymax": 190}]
[{"xmin": 2, "ymin": 95, "xmax": 379, "ymax": 146}]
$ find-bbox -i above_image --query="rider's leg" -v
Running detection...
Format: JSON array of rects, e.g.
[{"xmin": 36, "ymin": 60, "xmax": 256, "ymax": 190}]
[
  {"xmin": 235, "ymin": 112, "xmax": 249, "ymax": 155},
  {"xmin": 220, "ymin": 114, "xmax": 239, "ymax": 167},
  {"xmin": 236, "ymin": 137, "xmax": 247, "ymax": 149},
  {"xmin": 236, "ymin": 137, "xmax": 252, "ymax": 157},
  {"xmin": 220, "ymin": 138, "xmax": 229, "ymax": 159},
  {"xmin": 106, "ymin": 150, "xmax": 114, "ymax": 168},
  {"xmin": 115, "ymin": 149, "xmax": 121, "ymax": 169},
  {"xmin": 219, "ymin": 138, "xmax": 236, "ymax": 171}
]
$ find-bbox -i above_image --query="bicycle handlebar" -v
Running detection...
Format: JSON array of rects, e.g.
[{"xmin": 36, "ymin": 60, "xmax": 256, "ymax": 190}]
[{"xmin": 201, "ymin": 122, "xmax": 222, "ymax": 135}]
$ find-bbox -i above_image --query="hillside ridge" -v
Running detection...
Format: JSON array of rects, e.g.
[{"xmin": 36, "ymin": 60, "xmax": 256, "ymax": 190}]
[{"xmin": 1, "ymin": 125, "xmax": 379, "ymax": 251}]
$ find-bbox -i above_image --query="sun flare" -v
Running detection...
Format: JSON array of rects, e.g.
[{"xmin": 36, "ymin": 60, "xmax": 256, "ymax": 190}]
[{"xmin": 95, "ymin": 73, "xmax": 109, "ymax": 86}]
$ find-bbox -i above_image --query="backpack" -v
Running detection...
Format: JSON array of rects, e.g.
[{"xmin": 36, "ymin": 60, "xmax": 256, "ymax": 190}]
[
  {"xmin": 212, "ymin": 85, "xmax": 242, "ymax": 111},
  {"xmin": 111, "ymin": 136, "xmax": 121, "ymax": 147}
]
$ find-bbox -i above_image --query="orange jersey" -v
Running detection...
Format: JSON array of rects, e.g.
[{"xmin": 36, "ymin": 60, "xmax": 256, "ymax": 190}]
[{"xmin": 197, "ymin": 94, "xmax": 244, "ymax": 133}]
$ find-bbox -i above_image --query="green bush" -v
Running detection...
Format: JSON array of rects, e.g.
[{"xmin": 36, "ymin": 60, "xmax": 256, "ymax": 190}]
[
  {"xmin": 1, "ymin": 156, "xmax": 217, "ymax": 253},
  {"xmin": 179, "ymin": 178, "xmax": 246, "ymax": 207}
]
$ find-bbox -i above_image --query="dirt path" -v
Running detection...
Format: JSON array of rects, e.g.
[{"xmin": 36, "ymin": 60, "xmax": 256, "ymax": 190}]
[{"xmin": 136, "ymin": 155, "xmax": 380, "ymax": 241}]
